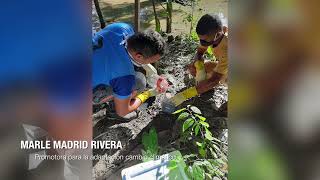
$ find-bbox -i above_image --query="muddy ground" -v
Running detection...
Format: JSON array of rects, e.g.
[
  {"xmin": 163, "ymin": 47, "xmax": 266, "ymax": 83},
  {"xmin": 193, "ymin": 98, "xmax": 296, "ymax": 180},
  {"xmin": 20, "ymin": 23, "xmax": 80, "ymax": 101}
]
[{"xmin": 92, "ymin": 35, "xmax": 228, "ymax": 179}]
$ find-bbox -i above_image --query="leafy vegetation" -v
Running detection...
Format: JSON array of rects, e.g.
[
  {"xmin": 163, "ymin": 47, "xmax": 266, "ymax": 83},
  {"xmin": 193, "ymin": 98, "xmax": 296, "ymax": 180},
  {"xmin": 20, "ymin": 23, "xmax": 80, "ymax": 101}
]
[
  {"xmin": 151, "ymin": 0, "xmax": 161, "ymax": 32},
  {"xmin": 141, "ymin": 127, "xmax": 159, "ymax": 162},
  {"xmin": 181, "ymin": 0, "xmax": 202, "ymax": 34},
  {"xmin": 173, "ymin": 105, "xmax": 228, "ymax": 179},
  {"xmin": 139, "ymin": 106, "xmax": 227, "ymax": 179},
  {"xmin": 150, "ymin": 0, "xmax": 173, "ymax": 33}
]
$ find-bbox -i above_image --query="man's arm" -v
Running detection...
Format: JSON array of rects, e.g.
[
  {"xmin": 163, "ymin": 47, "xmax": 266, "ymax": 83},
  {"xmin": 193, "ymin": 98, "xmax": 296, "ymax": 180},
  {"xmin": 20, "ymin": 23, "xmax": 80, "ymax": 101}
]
[
  {"xmin": 195, "ymin": 45, "xmax": 208, "ymax": 60},
  {"xmin": 196, "ymin": 71, "xmax": 223, "ymax": 94}
]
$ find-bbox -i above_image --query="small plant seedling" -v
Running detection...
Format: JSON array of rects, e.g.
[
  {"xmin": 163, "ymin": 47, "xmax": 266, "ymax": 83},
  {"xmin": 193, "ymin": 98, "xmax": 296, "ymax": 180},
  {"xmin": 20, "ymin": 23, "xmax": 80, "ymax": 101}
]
[
  {"xmin": 141, "ymin": 127, "xmax": 159, "ymax": 162},
  {"xmin": 173, "ymin": 105, "xmax": 228, "ymax": 179}
]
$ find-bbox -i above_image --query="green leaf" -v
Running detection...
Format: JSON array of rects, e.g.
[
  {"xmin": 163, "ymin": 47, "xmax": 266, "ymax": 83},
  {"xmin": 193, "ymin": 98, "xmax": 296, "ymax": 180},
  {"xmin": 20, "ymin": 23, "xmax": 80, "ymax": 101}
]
[
  {"xmin": 188, "ymin": 105, "xmax": 202, "ymax": 114},
  {"xmin": 209, "ymin": 147, "xmax": 218, "ymax": 159},
  {"xmin": 205, "ymin": 173, "xmax": 213, "ymax": 180},
  {"xmin": 202, "ymin": 160, "xmax": 215, "ymax": 172},
  {"xmin": 183, "ymin": 118, "xmax": 194, "ymax": 132},
  {"xmin": 172, "ymin": 108, "xmax": 186, "ymax": 114},
  {"xmin": 216, "ymin": 158, "xmax": 225, "ymax": 165},
  {"xmin": 142, "ymin": 150, "xmax": 154, "ymax": 162},
  {"xmin": 205, "ymin": 128, "xmax": 212, "ymax": 135},
  {"xmin": 190, "ymin": 31, "xmax": 199, "ymax": 41},
  {"xmin": 183, "ymin": 154, "xmax": 197, "ymax": 160},
  {"xmin": 208, "ymin": 159, "xmax": 220, "ymax": 167},
  {"xmin": 195, "ymin": 141, "xmax": 202, "ymax": 147},
  {"xmin": 207, "ymin": 46, "xmax": 214, "ymax": 56},
  {"xmin": 215, "ymin": 169, "xmax": 225, "ymax": 177},
  {"xmin": 185, "ymin": 166, "xmax": 193, "ymax": 179},
  {"xmin": 199, "ymin": 121, "xmax": 209, "ymax": 128},
  {"xmin": 195, "ymin": 114, "xmax": 206, "ymax": 121},
  {"xmin": 177, "ymin": 112, "xmax": 189, "ymax": 121},
  {"xmin": 212, "ymin": 136, "xmax": 222, "ymax": 143},
  {"xmin": 195, "ymin": 125, "xmax": 200, "ymax": 136},
  {"xmin": 192, "ymin": 121, "xmax": 198, "ymax": 129},
  {"xmin": 209, "ymin": 159, "xmax": 225, "ymax": 168},
  {"xmin": 192, "ymin": 164, "xmax": 205, "ymax": 180},
  {"xmin": 205, "ymin": 129, "xmax": 214, "ymax": 141},
  {"xmin": 199, "ymin": 148, "xmax": 206, "ymax": 158},
  {"xmin": 168, "ymin": 160, "xmax": 178, "ymax": 170},
  {"xmin": 141, "ymin": 127, "xmax": 158, "ymax": 162},
  {"xmin": 212, "ymin": 144, "xmax": 222, "ymax": 153}
]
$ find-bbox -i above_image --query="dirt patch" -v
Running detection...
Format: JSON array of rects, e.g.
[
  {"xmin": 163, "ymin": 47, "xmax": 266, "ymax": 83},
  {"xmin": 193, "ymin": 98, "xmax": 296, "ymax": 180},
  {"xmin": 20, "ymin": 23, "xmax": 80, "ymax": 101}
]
[{"xmin": 92, "ymin": 36, "xmax": 228, "ymax": 179}]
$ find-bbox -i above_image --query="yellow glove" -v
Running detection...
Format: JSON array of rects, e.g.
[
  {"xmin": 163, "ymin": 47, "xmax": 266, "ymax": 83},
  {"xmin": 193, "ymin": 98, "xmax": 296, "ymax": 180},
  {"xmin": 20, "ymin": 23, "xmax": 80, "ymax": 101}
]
[
  {"xmin": 194, "ymin": 60, "xmax": 206, "ymax": 83},
  {"xmin": 170, "ymin": 87, "xmax": 198, "ymax": 106},
  {"xmin": 136, "ymin": 89, "xmax": 157, "ymax": 103}
]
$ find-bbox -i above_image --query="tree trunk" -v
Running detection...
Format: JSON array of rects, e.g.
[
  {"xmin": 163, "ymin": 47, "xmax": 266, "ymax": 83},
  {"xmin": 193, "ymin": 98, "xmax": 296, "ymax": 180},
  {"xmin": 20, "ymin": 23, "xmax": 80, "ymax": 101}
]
[
  {"xmin": 134, "ymin": 0, "xmax": 141, "ymax": 32},
  {"xmin": 190, "ymin": 0, "xmax": 195, "ymax": 34},
  {"xmin": 151, "ymin": 0, "xmax": 161, "ymax": 32},
  {"xmin": 166, "ymin": 0, "xmax": 173, "ymax": 33},
  {"xmin": 93, "ymin": 0, "xmax": 106, "ymax": 29}
]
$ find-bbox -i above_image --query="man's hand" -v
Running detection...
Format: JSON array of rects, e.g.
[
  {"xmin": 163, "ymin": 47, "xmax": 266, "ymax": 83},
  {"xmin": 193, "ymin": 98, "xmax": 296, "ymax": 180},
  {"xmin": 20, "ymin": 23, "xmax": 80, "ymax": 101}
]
[
  {"xmin": 187, "ymin": 60, "xmax": 207, "ymax": 83},
  {"xmin": 194, "ymin": 60, "xmax": 206, "ymax": 83},
  {"xmin": 188, "ymin": 46, "xmax": 207, "ymax": 76},
  {"xmin": 155, "ymin": 76, "xmax": 170, "ymax": 93},
  {"xmin": 196, "ymin": 72, "xmax": 223, "ymax": 94},
  {"xmin": 187, "ymin": 63, "xmax": 197, "ymax": 77}
]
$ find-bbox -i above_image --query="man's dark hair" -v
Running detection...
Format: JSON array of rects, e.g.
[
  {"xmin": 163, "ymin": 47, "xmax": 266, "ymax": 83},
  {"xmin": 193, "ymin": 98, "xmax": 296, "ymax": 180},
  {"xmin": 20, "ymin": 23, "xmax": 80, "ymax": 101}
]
[
  {"xmin": 127, "ymin": 29, "xmax": 166, "ymax": 58},
  {"xmin": 196, "ymin": 14, "xmax": 222, "ymax": 35}
]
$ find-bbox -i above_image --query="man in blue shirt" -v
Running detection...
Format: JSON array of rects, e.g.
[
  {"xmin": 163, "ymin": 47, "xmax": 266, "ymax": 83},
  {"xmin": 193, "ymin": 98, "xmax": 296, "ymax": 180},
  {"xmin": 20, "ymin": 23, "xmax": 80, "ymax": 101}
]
[{"xmin": 92, "ymin": 22, "xmax": 166, "ymax": 117}]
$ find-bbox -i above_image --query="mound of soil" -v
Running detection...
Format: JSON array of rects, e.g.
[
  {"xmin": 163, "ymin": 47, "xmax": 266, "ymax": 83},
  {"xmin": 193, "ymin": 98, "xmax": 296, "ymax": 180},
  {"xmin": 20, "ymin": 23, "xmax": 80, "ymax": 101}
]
[{"xmin": 92, "ymin": 36, "xmax": 228, "ymax": 179}]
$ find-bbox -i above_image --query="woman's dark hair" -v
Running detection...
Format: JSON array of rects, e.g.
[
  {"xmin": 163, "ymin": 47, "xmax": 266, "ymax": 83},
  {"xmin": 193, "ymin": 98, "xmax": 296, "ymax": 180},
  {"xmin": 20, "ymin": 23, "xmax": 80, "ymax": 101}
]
[
  {"xmin": 127, "ymin": 29, "xmax": 166, "ymax": 58},
  {"xmin": 196, "ymin": 14, "xmax": 223, "ymax": 35}
]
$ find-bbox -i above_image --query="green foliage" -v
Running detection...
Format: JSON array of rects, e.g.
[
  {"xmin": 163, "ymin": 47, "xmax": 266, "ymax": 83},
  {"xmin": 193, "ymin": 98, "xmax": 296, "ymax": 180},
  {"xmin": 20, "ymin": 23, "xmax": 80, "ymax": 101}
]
[
  {"xmin": 173, "ymin": 105, "xmax": 216, "ymax": 158},
  {"xmin": 167, "ymin": 159, "xmax": 178, "ymax": 170},
  {"xmin": 177, "ymin": 112, "xmax": 189, "ymax": 121},
  {"xmin": 173, "ymin": 108, "xmax": 187, "ymax": 114},
  {"xmin": 141, "ymin": 127, "xmax": 159, "ymax": 162},
  {"xmin": 205, "ymin": 46, "xmax": 216, "ymax": 60},
  {"xmin": 181, "ymin": 0, "xmax": 203, "ymax": 35},
  {"xmin": 155, "ymin": 20, "xmax": 161, "ymax": 33},
  {"xmin": 167, "ymin": 153, "xmax": 184, "ymax": 171},
  {"xmin": 190, "ymin": 30, "xmax": 199, "ymax": 42},
  {"xmin": 150, "ymin": 0, "xmax": 162, "ymax": 33},
  {"xmin": 173, "ymin": 105, "xmax": 228, "ymax": 179},
  {"xmin": 184, "ymin": 156, "xmax": 227, "ymax": 180},
  {"xmin": 192, "ymin": 163, "xmax": 205, "ymax": 180},
  {"xmin": 182, "ymin": 13, "xmax": 194, "ymax": 24},
  {"xmin": 183, "ymin": 118, "xmax": 194, "ymax": 132},
  {"xmin": 150, "ymin": 0, "xmax": 173, "ymax": 33},
  {"xmin": 166, "ymin": 0, "xmax": 173, "ymax": 33}
]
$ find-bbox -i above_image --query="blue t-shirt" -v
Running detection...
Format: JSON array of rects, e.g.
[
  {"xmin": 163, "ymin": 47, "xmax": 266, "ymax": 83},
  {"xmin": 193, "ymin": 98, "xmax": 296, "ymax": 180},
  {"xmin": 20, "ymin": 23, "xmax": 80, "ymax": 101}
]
[{"xmin": 92, "ymin": 23, "xmax": 136, "ymax": 99}]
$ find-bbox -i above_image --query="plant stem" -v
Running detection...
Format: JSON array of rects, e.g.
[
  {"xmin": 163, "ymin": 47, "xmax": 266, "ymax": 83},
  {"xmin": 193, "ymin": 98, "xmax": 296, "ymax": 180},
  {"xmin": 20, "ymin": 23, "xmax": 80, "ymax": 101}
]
[
  {"xmin": 190, "ymin": 0, "xmax": 195, "ymax": 34},
  {"xmin": 151, "ymin": 0, "xmax": 161, "ymax": 32},
  {"xmin": 166, "ymin": 0, "xmax": 173, "ymax": 33}
]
